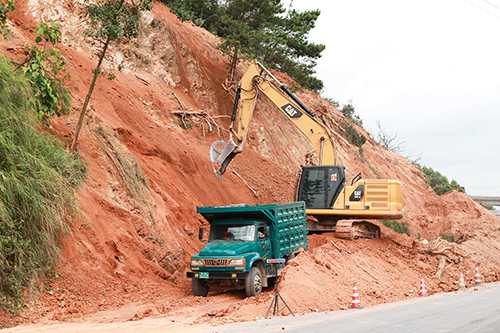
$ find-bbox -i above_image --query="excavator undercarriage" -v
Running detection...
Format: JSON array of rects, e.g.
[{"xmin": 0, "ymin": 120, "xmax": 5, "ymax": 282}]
[{"xmin": 308, "ymin": 219, "xmax": 381, "ymax": 240}]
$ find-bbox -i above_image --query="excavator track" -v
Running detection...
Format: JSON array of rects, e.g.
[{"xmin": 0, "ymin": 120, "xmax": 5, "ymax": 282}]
[{"xmin": 334, "ymin": 220, "xmax": 381, "ymax": 240}]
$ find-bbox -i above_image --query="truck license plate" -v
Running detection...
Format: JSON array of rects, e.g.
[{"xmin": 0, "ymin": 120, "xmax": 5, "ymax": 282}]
[{"xmin": 199, "ymin": 272, "xmax": 209, "ymax": 279}]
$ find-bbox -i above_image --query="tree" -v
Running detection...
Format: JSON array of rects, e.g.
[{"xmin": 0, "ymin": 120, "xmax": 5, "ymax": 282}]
[
  {"xmin": 264, "ymin": 7, "xmax": 325, "ymax": 92},
  {"xmin": 375, "ymin": 120, "xmax": 404, "ymax": 153},
  {"xmin": 162, "ymin": 0, "xmax": 223, "ymax": 32},
  {"xmin": 216, "ymin": 0, "xmax": 325, "ymax": 92},
  {"xmin": 165, "ymin": 0, "xmax": 325, "ymax": 92},
  {"xmin": 70, "ymin": 0, "xmax": 153, "ymax": 152},
  {"xmin": 20, "ymin": 22, "xmax": 71, "ymax": 123}
]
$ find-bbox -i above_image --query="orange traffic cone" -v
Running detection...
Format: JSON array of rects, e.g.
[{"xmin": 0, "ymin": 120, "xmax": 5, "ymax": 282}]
[
  {"xmin": 419, "ymin": 276, "xmax": 428, "ymax": 296},
  {"xmin": 474, "ymin": 264, "xmax": 481, "ymax": 286},
  {"xmin": 350, "ymin": 282, "xmax": 363, "ymax": 309}
]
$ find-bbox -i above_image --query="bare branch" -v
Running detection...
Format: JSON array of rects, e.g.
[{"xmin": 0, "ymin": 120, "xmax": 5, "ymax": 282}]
[{"xmin": 375, "ymin": 120, "xmax": 405, "ymax": 153}]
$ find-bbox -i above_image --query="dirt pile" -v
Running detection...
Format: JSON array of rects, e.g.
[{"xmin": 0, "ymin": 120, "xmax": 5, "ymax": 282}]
[{"xmin": 1, "ymin": 0, "xmax": 500, "ymax": 330}]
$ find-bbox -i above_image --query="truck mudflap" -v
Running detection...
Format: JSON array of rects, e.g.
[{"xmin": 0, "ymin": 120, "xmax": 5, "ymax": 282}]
[{"xmin": 187, "ymin": 271, "xmax": 247, "ymax": 279}]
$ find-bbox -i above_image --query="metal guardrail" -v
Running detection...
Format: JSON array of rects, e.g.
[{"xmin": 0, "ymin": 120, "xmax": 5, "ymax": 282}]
[{"xmin": 470, "ymin": 196, "xmax": 500, "ymax": 206}]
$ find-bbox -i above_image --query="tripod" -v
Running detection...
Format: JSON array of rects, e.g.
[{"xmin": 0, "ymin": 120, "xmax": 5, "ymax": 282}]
[{"xmin": 266, "ymin": 262, "xmax": 294, "ymax": 317}]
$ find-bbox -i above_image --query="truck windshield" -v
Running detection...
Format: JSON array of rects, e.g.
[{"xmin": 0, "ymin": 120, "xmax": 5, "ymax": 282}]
[{"xmin": 210, "ymin": 224, "xmax": 255, "ymax": 242}]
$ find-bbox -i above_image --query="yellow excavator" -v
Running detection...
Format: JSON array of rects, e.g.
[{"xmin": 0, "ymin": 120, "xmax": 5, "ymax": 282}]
[{"xmin": 210, "ymin": 60, "xmax": 404, "ymax": 239}]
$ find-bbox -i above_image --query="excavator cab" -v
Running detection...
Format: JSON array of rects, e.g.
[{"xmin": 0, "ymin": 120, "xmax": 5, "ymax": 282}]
[{"xmin": 297, "ymin": 166, "xmax": 345, "ymax": 209}]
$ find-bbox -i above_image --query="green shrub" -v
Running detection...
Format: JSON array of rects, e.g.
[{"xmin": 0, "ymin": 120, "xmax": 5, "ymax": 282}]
[
  {"xmin": 0, "ymin": 55, "xmax": 86, "ymax": 313},
  {"xmin": 419, "ymin": 166, "xmax": 465, "ymax": 195},
  {"xmin": 439, "ymin": 232, "xmax": 455, "ymax": 243},
  {"xmin": 381, "ymin": 220, "xmax": 410, "ymax": 235},
  {"xmin": 479, "ymin": 202, "xmax": 495, "ymax": 210},
  {"xmin": 339, "ymin": 101, "xmax": 363, "ymax": 127},
  {"xmin": 342, "ymin": 121, "xmax": 366, "ymax": 149},
  {"xmin": 21, "ymin": 22, "xmax": 72, "ymax": 123}
]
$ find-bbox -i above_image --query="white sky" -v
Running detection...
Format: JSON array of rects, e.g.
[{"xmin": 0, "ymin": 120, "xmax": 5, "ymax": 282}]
[{"xmin": 288, "ymin": 0, "xmax": 500, "ymax": 196}]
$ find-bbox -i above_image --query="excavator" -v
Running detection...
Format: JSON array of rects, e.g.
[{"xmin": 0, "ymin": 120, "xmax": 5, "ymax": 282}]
[{"xmin": 210, "ymin": 60, "xmax": 404, "ymax": 239}]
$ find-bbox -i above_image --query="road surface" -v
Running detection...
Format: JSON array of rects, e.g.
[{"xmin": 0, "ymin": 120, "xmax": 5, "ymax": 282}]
[
  {"xmin": 6, "ymin": 283, "xmax": 500, "ymax": 332},
  {"xmin": 206, "ymin": 282, "xmax": 500, "ymax": 333}
]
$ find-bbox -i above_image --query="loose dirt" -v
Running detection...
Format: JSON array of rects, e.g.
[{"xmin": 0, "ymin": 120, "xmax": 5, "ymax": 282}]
[{"xmin": 1, "ymin": 1, "xmax": 500, "ymax": 331}]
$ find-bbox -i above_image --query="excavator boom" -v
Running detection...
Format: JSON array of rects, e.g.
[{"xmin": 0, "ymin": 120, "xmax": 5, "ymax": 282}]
[{"xmin": 210, "ymin": 60, "xmax": 336, "ymax": 176}]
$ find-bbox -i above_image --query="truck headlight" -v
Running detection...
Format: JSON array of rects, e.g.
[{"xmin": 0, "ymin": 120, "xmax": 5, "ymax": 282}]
[
  {"xmin": 229, "ymin": 258, "xmax": 245, "ymax": 266},
  {"xmin": 191, "ymin": 259, "xmax": 204, "ymax": 266}
]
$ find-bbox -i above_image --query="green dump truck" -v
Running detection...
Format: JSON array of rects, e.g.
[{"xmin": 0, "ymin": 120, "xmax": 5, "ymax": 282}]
[{"xmin": 187, "ymin": 202, "xmax": 308, "ymax": 297}]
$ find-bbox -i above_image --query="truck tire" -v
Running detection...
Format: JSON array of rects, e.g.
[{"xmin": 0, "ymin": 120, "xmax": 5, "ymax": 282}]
[
  {"xmin": 192, "ymin": 278, "xmax": 209, "ymax": 297},
  {"xmin": 245, "ymin": 267, "xmax": 263, "ymax": 297}
]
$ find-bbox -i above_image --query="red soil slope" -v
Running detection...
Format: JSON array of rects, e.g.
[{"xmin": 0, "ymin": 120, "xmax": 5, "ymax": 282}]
[{"xmin": 1, "ymin": 1, "xmax": 499, "ymax": 330}]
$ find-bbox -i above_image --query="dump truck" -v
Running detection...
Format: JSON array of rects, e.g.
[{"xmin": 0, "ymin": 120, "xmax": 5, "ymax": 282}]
[{"xmin": 187, "ymin": 202, "xmax": 308, "ymax": 297}]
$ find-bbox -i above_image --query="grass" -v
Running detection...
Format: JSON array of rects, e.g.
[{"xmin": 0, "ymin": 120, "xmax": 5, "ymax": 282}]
[
  {"xmin": 0, "ymin": 55, "xmax": 87, "ymax": 313},
  {"xmin": 381, "ymin": 220, "xmax": 410, "ymax": 236},
  {"xmin": 341, "ymin": 121, "xmax": 366, "ymax": 150},
  {"xmin": 94, "ymin": 123, "xmax": 154, "ymax": 224}
]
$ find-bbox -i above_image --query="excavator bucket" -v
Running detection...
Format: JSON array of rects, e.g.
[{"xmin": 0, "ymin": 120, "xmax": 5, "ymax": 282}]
[{"xmin": 210, "ymin": 141, "xmax": 238, "ymax": 179}]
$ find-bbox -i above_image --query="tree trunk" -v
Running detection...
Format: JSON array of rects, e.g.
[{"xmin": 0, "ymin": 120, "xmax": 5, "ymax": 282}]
[
  {"xmin": 70, "ymin": 36, "xmax": 112, "ymax": 152},
  {"xmin": 230, "ymin": 48, "xmax": 239, "ymax": 83}
]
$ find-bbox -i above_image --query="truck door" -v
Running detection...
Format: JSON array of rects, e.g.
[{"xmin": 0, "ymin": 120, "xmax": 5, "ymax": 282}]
[{"xmin": 257, "ymin": 224, "xmax": 271, "ymax": 261}]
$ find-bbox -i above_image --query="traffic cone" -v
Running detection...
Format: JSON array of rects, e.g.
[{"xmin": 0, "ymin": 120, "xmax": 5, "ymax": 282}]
[
  {"xmin": 474, "ymin": 264, "xmax": 481, "ymax": 286},
  {"xmin": 459, "ymin": 272, "xmax": 466, "ymax": 290},
  {"xmin": 419, "ymin": 276, "xmax": 428, "ymax": 296},
  {"xmin": 350, "ymin": 282, "xmax": 363, "ymax": 309}
]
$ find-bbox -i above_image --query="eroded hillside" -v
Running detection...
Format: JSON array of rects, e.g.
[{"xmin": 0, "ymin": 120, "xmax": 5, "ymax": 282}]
[{"xmin": 1, "ymin": 0, "xmax": 500, "ymax": 330}]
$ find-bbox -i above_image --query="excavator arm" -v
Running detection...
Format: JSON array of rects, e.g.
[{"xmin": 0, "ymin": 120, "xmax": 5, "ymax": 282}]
[{"xmin": 211, "ymin": 60, "xmax": 336, "ymax": 178}]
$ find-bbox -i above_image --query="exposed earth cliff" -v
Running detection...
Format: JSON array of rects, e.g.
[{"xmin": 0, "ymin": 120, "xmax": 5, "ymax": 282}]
[{"xmin": 1, "ymin": 0, "xmax": 500, "ymax": 330}]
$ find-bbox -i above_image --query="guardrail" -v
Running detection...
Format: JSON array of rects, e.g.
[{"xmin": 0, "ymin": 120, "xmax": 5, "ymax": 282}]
[{"xmin": 470, "ymin": 196, "xmax": 500, "ymax": 206}]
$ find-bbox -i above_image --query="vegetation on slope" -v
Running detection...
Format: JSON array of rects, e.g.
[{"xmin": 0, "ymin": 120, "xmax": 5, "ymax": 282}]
[
  {"xmin": 163, "ymin": 0, "xmax": 325, "ymax": 92},
  {"xmin": 0, "ymin": 56, "xmax": 87, "ymax": 313},
  {"xmin": 419, "ymin": 166, "xmax": 465, "ymax": 195},
  {"xmin": 381, "ymin": 220, "xmax": 411, "ymax": 236}
]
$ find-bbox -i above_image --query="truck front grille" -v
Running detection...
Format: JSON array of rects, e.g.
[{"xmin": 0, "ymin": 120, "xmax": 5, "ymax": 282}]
[{"xmin": 203, "ymin": 259, "xmax": 229, "ymax": 266}]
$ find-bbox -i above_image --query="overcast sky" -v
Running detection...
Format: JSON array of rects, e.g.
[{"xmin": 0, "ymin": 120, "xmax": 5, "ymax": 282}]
[{"xmin": 288, "ymin": 0, "xmax": 500, "ymax": 196}]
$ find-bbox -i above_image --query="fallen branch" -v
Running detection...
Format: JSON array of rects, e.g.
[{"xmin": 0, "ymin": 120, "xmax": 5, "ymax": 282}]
[
  {"xmin": 135, "ymin": 75, "xmax": 151, "ymax": 86},
  {"xmin": 169, "ymin": 110, "xmax": 224, "ymax": 136},
  {"xmin": 229, "ymin": 166, "xmax": 258, "ymax": 198},
  {"xmin": 171, "ymin": 92, "xmax": 188, "ymax": 128},
  {"xmin": 423, "ymin": 246, "xmax": 452, "ymax": 256},
  {"xmin": 330, "ymin": 239, "xmax": 342, "ymax": 252},
  {"xmin": 436, "ymin": 255, "xmax": 446, "ymax": 278},
  {"xmin": 172, "ymin": 92, "xmax": 186, "ymax": 111}
]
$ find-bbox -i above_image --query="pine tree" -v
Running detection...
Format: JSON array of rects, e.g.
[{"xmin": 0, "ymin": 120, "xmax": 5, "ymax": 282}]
[{"xmin": 216, "ymin": 0, "xmax": 325, "ymax": 92}]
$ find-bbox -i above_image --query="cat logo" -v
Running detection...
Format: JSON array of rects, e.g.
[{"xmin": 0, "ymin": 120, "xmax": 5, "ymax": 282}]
[
  {"xmin": 349, "ymin": 185, "xmax": 364, "ymax": 202},
  {"xmin": 281, "ymin": 103, "xmax": 303, "ymax": 120}
]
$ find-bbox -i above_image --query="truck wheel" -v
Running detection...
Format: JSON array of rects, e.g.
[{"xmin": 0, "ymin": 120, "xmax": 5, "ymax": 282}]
[
  {"xmin": 192, "ymin": 278, "xmax": 209, "ymax": 297},
  {"xmin": 245, "ymin": 267, "xmax": 263, "ymax": 297}
]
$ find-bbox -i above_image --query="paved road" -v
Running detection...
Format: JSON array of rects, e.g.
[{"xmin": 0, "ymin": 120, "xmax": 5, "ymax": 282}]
[{"xmin": 205, "ymin": 282, "xmax": 500, "ymax": 333}]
